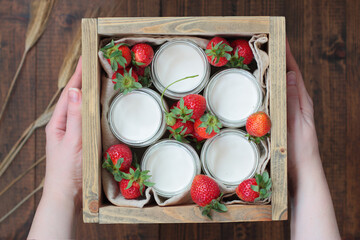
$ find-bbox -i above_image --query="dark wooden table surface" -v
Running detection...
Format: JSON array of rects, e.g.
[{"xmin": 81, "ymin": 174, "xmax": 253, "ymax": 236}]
[{"xmin": 0, "ymin": 0, "xmax": 359, "ymax": 239}]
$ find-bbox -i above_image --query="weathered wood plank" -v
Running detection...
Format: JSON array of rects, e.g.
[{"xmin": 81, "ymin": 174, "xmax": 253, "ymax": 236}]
[
  {"xmin": 97, "ymin": 17, "xmax": 271, "ymax": 36},
  {"xmin": 82, "ymin": 18, "xmax": 101, "ymax": 223},
  {"xmin": 269, "ymin": 16, "xmax": 288, "ymax": 221},
  {"xmin": 0, "ymin": 0, "xmax": 37, "ymax": 239},
  {"xmin": 99, "ymin": 205, "xmax": 272, "ymax": 224},
  {"xmin": 345, "ymin": 0, "xmax": 360, "ymax": 238}
]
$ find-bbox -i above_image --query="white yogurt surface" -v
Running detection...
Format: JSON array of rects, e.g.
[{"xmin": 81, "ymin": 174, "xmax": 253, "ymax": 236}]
[
  {"xmin": 110, "ymin": 91, "xmax": 162, "ymax": 142},
  {"xmin": 210, "ymin": 72, "xmax": 260, "ymax": 122},
  {"xmin": 206, "ymin": 133, "xmax": 257, "ymax": 183},
  {"xmin": 144, "ymin": 143, "xmax": 195, "ymax": 194},
  {"xmin": 155, "ymin": 42, "xmax": 205, "ymax": 93}
]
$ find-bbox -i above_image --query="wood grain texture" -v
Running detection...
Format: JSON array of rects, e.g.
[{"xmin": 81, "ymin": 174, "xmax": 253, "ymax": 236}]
[
  {"xmin": 1, "ymin": 0, "xmax": 360, "ymax": 239},
  {"xmin": 91, "ymin": 16, "xmax": 283, "ymax": 224},
  {"xmin": 269, "ymin": 17, "xmax": 288, "ymax": 221},
  {"xmin": 344, "ymin": 0, "xmax": 360, "ymax": 238},
  {"xmin": 82, "ymin": 18, "xmax": 101, "ymax": 223},
  {"xmin": 0, "ymin": 0, "xmax": 37, "ymax": 239},
  {"xmin": 98, "ymin": 17, "xmax": 271, "ymax": 36},
  {"xmin": 99, "ymin": 205, "xmax": 272, "ymax": 224}
]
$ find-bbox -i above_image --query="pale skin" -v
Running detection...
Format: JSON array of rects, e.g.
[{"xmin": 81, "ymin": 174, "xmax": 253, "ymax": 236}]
[
  {"xmin": 28, "ymin": 42, "xmax": 340, "ymax": 239},
  {"xmin": 286, "ymin": 41, "xmax": 340, "ymax": 239}
]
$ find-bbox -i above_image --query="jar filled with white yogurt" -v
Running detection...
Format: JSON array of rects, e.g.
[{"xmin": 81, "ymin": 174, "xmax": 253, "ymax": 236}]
[
  {"xmin": 151, "ymin": 40, "xmax": 210, "ymax": 99},
  {"xmin": 141, "ymin": 139, "xmax": 201, "ymax": 198},
  {"xmin": 204, "ymin": 69, "xmax": 263, "ymax": 128},
  {"xmin": 108, "ymin": 88, "xmax": 168, "ymax": 147},
  {"xmin": 201, "ymin": 129, "xmax": 259, "ymax": 187}
]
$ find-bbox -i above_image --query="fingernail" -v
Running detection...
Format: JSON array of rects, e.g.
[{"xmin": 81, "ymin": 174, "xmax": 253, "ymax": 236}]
[
  {"xmin": 287, "ymin": 71, "xmax": 297, "ymax": 86},
  {"xmin": 69, "ymin": 88, "xmax": 80, "ymax": 103}
]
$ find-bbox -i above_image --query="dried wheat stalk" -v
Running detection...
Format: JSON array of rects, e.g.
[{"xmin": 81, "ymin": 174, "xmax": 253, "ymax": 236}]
[
  {"xmin": 0, "ymin": 106, "xmax": 54, "ymax": 177},
  {"xmin": 0, "ymin": 155, "xmax": 45, "ymax": 197},
  {"xmin": 0, "ymin": 3, "xmax": 125, "ymax": 221},
  {"xmin": 0, "ymin": 6, "xmax": 98, "ymax": 180},
  {"xmin": 45, "ymin": 28, "xmax": 82, "ymax": 110},
  {"xmin": 0, "ymin": 178, "xmax": 44, "ymax": 223},
  {"xmin": 0, "ymin": 0, "xmax": 55, "ymax": 123}
]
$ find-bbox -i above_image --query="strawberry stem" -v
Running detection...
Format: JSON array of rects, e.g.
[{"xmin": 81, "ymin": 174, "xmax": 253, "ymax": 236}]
[{"xmin": 160, "ymin": 75, "xmax": 199, "ymax": 113}]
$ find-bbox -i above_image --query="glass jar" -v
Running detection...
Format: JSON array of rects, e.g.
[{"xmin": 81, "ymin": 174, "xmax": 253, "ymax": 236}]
[
  {"xmin": 108, "ymin": 88, "xmax": 168, "ymax": 147},
  {"xmin": 141, "ymin": 139, "xmax": 201, "ymax": 198},
  {"xmin": 200, "ymin": 129, "xmax": 260, "ymax": 187},
  {"xmin": 204, "ymin": 68, "xmax": 263, "ymax": 128},
  {"xmin": 151, "ymin": 40, "xmax": 210, "ymax": 100}
]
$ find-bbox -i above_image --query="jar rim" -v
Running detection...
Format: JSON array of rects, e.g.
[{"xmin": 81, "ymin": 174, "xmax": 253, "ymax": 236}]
[
  {"xmin": 141, "ymin": 139, "xmax": 201, "ymax": 198},
  {"xmin": 200, "ymin": 129, "xmax": 260, "ymax": 186},
  {"xmin": 108, "ymin": 88, "xmax": 168, "ymax": 147},
  {"xmin": 151, "ymin": 40, "xmax": 210, "ymax": 100},
  {"xmin": 204, "ymin": 68, "xmax": 263, "ymax": 128}
]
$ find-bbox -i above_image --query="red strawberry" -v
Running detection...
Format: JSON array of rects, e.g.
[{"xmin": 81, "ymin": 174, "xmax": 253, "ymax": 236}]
[
  {"xmin": 131, "ymin": 43, "xmax": 154, "ymax": 67},
  {"xmin": 168, "ymin": 119, "xmax": 194, "ymax": 143},
  {"xmin": 227, "ymin": 39, "xmax": 254, "ymax": 70},
  {"xmin": 102, "ymin": 144, "xmax": 132, "ymax": 182},
  {"xmin": 132, "ymin": 66, "xmax": 152, "ymax": 88},
  {"xmin": 111, "ymin": 68, "xmax": 139, "ymax": 84},
  {"xmin": 173, "ymin": 94, "xmax": 206, "ymax": 122},
  {"xmin": 194, "ymin": 113, "xmax": 222, "ymax": 139},
  {"xmin": 245, "ymin": 111, "xmax": 271, "ymax": 143},
  {"xmin": 193, "ymin": 130, "xmax": 206, "ymax": 142},
  {"xmin": 205, "ymin": 37, "xmax": 233, "ymax": 67},
  {"xmin": 119, "ymin": 166, "xmax": 155, "ymax": 199},
  {"xmin": 101, "ymin": 40, "xmax": 131, "ymax": 71},
  {"xmin": 190, "ymin": 175, "xmax": 227, "ymax": 219},
  {"xmin": 236, "ymin": 171, "xmax": 272, "ymax": 202},
  {"xmin": 119, "ymin": 179, "xmax": 143, "ymax": 199},
  {"xmin": 112, "ymin": 68, "xmax": 142, "ymax": 95}
]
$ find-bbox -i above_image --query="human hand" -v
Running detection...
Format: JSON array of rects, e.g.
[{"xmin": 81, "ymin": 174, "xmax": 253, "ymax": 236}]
[
  {"xmin": 43, "ymin": 57, "xmax": 82, "ymax": 209},
  {"xmin": 286, "ymin": 41, "xmax": 321, "ymax": 194},
  {"xmin": 286, "ymin": 41, "xmax": 341, "ymax": 240}
]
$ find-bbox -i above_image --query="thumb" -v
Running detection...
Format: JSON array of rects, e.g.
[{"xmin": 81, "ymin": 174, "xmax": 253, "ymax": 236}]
[{"xmin": 64, "ymin": 88, "xmax": 82, "ymax": 144}]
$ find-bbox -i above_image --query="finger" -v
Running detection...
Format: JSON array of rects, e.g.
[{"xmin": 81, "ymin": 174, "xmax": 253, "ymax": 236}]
[
  {"xmin": 287, "ymin": 71, "xmax": 301, "ymax": 126},
  {"xmin": 64, "ymin": 88, "xmax": 82, "ymax": 145},
  {"xmin": 286, "ymin": 41, "xmax": 313, "ymax": 115},
  {"xmin": 48, "ymin": 57, "xmax": 82, "ymax": 132}
]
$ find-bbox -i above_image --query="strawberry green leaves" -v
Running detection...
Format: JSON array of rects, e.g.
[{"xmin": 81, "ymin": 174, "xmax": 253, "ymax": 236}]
[
  {"xmin": 251, "ymin": 171, "xmax": 272, "ymax": 201},
  {"xmin": 160, "ymin": 75, "xmax": 199, "ymax": 125},
  {"xmin": 102, "ymin": 153, "xmax": 125, "ymax": 182},
  {"xmin": 205, "ymin": 41, "xmax": 233, "ymax": 64},
  {"xmin": 137, "ymin": 66, "xmax": 152, "ymax": 88},
  {"xmin": 226, "ymin": 49, "xmax": 251, "ymax": 70},
  {"xmin": 199, "ymin": 113, "xmax": 222, "ymax": 135},
  {"xmin": 167, "ymin": 126, "xmax": 190, "ymax": 143},
  {"xmin": 113, "ymin": 68, "xmax": 142, "ymax": 95},
  {"xmin": 171, "ymin": 98, "xmax": 194, "ymax": 123},
  {"xmin": 122, "ymin": 167, "xmax": 155, "ymax": 196},
  {"xmin": 101, "ymin": 40, "xmax": 129, "ymax": 72},
  {"xmin": 199, "ymin": 194, "xmax": 227, "ymax": 220},
  {"xmin": 246, "ymin": 133, "xmax": 270, "ymax": 144}
]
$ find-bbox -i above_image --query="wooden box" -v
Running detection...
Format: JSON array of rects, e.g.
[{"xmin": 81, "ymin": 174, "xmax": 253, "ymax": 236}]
[{"xmin": 82, "ymin": 17, "xmax": 287, "ymax": 224}]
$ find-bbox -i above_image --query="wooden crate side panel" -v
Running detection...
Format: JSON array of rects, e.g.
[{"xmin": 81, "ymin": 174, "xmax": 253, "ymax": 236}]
[
  {"xmin": 97, "ymin": 17, "xmax": 270, "ymax": 36},
  {"xmin": 82, "ymin": 18, "xmax": 101, "ymax": 223},
  {"xmin": 99, "ymin": 205, "xmax": 272, "ymax": 224},
  {"xmin": 269, "ymin": 17, "xmax": 288, "ymax": 220}
]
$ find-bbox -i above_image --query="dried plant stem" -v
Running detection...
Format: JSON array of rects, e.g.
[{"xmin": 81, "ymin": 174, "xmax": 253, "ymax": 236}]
[
  {"xmin": 0, "ymin": 178, "xmax": 44, "ymax": 223},
  {"xmin": 0, "ymin": 155, "xmax": 45, "ymax": 197},
  {"xmin": 0, "ymin": 50, "xmax": 28, "ymax": 123},
  {"xmin": 0, "ymin": 106, "xmax": 54, "ymax": 177},
  {"xmin": 0, "ymin": 123, "xmax": 35, "ymax": 177},
  {"xmin": 0, "ymin": 0, "xmax": 54, "ymax": 124},
  {"xmin": 45, "ymin": 88, "xmax": 61, "ymax": 111}
]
